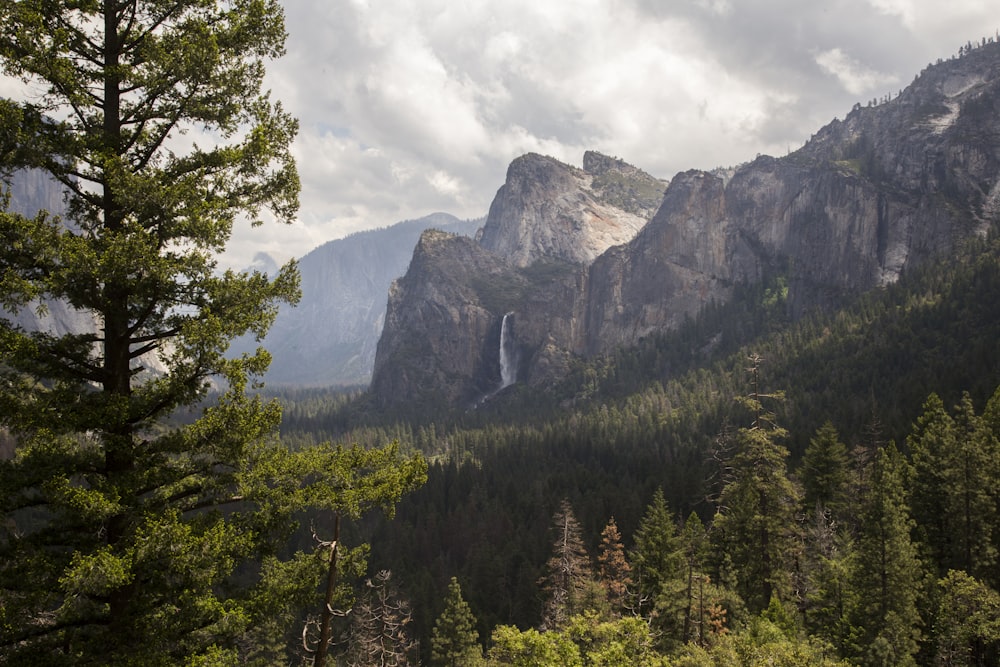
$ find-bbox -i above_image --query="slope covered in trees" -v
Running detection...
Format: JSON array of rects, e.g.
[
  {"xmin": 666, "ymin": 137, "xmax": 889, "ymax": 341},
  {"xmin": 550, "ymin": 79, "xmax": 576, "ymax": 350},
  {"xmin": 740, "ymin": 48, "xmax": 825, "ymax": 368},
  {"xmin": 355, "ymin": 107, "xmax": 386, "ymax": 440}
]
[
  {"xmin": 0, "ymin": 2, "xmax": 427, "ymax": 665},
  {"xmin": 265, "ymin": 226, "xmax": 1000, "ymax": 664}
]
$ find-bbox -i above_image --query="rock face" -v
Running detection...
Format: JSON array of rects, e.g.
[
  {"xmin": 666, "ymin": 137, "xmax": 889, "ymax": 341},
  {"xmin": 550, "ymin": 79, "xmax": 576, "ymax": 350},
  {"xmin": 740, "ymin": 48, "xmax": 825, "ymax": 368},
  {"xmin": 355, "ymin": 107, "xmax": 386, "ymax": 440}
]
[
  {"xmin": 2, "ymin": 170, "xmax": 98, "ymax": 337},
  {"xmin": 478, "ymin": 151, "xmax": 665, "ymax": 267},
  {"xmin": 233, "ymin": 213, "xmax": 480, "ymax": 386},
  {"xmin": 372, "ymin": 153, "xmax": 661, "ymax": 406},
  {"xmin": 372, "ymin": 43, "xmax": 1000, "ymax": 409}
]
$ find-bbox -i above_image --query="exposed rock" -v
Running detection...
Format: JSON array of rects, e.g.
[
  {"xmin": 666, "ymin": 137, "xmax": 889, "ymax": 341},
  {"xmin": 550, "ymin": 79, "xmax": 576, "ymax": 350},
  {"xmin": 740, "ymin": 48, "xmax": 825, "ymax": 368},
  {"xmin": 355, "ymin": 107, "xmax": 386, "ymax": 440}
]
[
  {"xmin": 370, "ymin": 42, "xmax": 1000, "ymax": 409},
  {"xmin": 370, "ymin": 230, "xmax": 519, "ymax": 407},
  {"xmin": 477, "ymin": 152, "xmax": 664, "ymax": 267},
  {"xmin": 231, "ymin": 213, "xmax": 480, "ymax": 386}
]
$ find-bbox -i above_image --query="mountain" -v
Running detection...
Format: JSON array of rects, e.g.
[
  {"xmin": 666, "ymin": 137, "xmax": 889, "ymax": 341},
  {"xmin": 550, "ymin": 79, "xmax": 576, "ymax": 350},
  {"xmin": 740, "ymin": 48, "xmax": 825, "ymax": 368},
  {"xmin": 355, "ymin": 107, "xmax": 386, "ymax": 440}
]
[
  {"xmin": 477, "ymin": 151, "xmax": 666, "ymax": 267},
  {"xmin": 235, "ymin": 213, "xmax": 481, "ymax": 386},
  {"xmin": 1, "ymin": 169, "xmax": 98, "ymax": 337},
  {"xmin": 370, "ymin": 153, "xmax": 665, "ymax": 407},
  {"xmin": 371, "ymin": 42, "xmax": 1000, "ymax": 410}
]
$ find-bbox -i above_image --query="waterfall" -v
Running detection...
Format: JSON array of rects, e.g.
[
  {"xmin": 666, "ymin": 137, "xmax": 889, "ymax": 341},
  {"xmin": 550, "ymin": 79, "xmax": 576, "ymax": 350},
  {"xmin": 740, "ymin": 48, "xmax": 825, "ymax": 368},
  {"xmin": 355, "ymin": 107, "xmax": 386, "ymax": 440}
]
[{"xmin": 499, "ymin": 312, "xmax": 516, "ymax": 388}]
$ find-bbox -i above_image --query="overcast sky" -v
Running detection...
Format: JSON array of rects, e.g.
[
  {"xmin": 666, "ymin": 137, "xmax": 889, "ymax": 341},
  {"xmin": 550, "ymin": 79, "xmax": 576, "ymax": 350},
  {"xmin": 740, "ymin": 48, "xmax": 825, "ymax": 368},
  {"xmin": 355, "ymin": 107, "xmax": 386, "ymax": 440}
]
[
  {"xmin": 4, "ymin": 2, "xmax": 998, "ymax": 267},
  {"xmin": 234, "ymin": 0, "xmax": 1000, "ymax": 267}
]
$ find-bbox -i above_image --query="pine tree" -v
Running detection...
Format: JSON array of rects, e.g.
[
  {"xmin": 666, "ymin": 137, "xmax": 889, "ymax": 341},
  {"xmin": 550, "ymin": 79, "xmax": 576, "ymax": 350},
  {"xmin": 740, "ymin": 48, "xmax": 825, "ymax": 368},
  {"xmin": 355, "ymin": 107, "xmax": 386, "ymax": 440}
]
[
  {"xmin": 711, "ymin": 355, "xmax": 800, "ymax": 613},
  {"xmin": 680, "ymin": 511, "xmax": 709, "ymax": 645},
  {"xmin": 0, "ymin": 2, "xmax": 427, "ymax": 663},
  {"xmin": 430, "ymin": 577, "xmax": 483, "ymax": 667},
  {"xmin": 849, "ymin": 443, "xmax": 924, "ymax": 667},
  {"xmin": 539, "ymin": 499, "xmax": 596, "ymax": 630},
  {"xmin": 800, "ymin": 502, "xmax": 855, "ymax": 653},
  {"xmin": 597, "ymin": 517, "xmax": 632, "ymax": 616},
  {"xmin": 629, "ymin": 488, "xmax": 685, "ymax": 645},
  {"xmin": 800, "ymin": 421, "xmax": 851, "ymax": 520},
  {"xmin": 909, "ymin": 392, "xmax": 1000, "ymax": 581},
  {"xmin": 934, "ymin": 570, "xmax": 1000, "ymax": 666}
]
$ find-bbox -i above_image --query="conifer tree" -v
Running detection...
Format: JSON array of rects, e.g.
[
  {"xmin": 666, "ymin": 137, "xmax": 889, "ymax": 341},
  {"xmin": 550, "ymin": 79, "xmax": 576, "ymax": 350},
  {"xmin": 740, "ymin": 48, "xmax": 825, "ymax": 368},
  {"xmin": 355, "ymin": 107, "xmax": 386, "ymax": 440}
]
[
  {"xmin": 539, "ymin": 499, "xmax": 596, "ymax": 630},
  {"xmin": 933, "ymin": 570, "xmax": 1000, "ymax": 666},
  {"xmin": 711, "ymin": 355, "xmax": 800, "ymax": 613},
  {"xmin": 800, "ymin": 501, "xmax": 855, "ymax": 653},
  {"xmin": 629, "ymin": 488, "xmax": 685, "ymax": 644},
  {"xmin": 800, "ymin": 421, "xmax": 851, "ymax": 520},
  {"xmin": 430, "ymin": 577, "xmax": 483, "ymax": 667},
  {"xmin": 597, "ymin": 517, "xmax": 632, "ymax": 616},
  {"xmin": 0, "ymin": 1, "xmax": 427, "ymax": 663},
  {"xmin": 680, "ymin": 511, "xmax": 709, "ymax": 644},
  {"xmin": 909, "ymin": 394, "xmax": 960, "ymax": 573},
  {"xmin": 909, "ymin": 392, "xmax": 999, "ymax": 581},
  {"xmin": 849, "ymin": 443, "xmax": 924, "ymax": 667}
]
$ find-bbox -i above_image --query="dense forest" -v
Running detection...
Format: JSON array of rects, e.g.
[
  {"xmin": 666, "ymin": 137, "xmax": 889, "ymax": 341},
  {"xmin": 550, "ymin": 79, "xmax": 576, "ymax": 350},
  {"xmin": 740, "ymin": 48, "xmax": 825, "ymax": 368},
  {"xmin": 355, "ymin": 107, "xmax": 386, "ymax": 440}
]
[
  {"xmin": 3, "ymin": 0, "xmax": 1000, "ymax": 662},
  {"xmin": 267, "ymin": 229, "xmax": 1000, "ymax": 665}
]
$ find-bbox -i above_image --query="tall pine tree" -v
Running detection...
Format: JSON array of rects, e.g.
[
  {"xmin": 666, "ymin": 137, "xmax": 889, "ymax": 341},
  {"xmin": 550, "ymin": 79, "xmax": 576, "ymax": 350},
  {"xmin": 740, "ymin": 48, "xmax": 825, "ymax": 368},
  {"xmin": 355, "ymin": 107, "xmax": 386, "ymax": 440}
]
[
  {"xmin": 0, "ymin": 1, "xmax": 426, "ymax": 664},
  {"xmin": 711, "ymin": 355, "xmax": 800, "ymax": 613},
  {"xmin": 909, "ymin": 392, "xmax": 999, "ymax": 582},
  {"xmin": 800, "ymin": 421, "xmax": 851, "ymax": 521},
  {"xmin": 849, "ymin": 443, "xmax": 924, "ymax": 667},
  {"xmin": 629, "ymin": 488, "xmax": 685, "ymax": 647},
  {"xmin": 430, "ymin": 577, "xmax": 483, "ymax": 667}
]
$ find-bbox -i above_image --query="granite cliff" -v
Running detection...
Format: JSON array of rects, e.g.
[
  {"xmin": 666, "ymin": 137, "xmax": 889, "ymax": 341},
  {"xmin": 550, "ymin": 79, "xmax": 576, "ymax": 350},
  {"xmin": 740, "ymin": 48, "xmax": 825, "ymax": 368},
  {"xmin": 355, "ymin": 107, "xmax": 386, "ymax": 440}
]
[
  {"xmin": 2, "ymin": 170, "xmax": 98, "ymax": 337},
  {"xmin": 478, "ymin": 151, "xmax": 665, "ymax": 267},
  {"xmin": 231, "ymin": 213, "xmax": 480, "ymax": 386},
  {"xmin": 371, "ymin": 42, "xmax": 1000, "ymax": 409}
]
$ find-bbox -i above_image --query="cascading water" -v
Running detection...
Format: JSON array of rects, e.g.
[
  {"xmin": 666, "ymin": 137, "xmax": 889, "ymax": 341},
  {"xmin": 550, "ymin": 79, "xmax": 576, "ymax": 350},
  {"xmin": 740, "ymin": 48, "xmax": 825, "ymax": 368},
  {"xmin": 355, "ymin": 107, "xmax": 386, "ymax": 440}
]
[{"xmin": 499, "ymin": 312, "xmax": 516, "ymax": 388}]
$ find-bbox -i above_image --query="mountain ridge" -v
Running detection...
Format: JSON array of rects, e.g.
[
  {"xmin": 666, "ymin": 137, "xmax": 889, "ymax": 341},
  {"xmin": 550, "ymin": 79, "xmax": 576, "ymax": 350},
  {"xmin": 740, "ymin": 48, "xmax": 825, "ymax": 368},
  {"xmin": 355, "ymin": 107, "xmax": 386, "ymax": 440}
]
[
  {"xmin": 370, "ymin": 40, "xmax": 1000, "ymax": 409},
  {"xmin": 234, "ymin": 212, "xmax": 481, "ymax": 386}
]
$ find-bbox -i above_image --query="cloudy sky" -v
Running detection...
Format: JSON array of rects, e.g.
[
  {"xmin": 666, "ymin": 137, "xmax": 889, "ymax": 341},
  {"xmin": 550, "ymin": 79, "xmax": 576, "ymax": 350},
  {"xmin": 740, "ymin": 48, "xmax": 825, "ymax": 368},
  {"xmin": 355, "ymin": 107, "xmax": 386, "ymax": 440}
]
[
  {"xmin": 5, "ymin": 1, "xmax": 997, "ymax": 266},
  {"xmin": 234, "ymin": 0, "xmax": 999, "ymax": 267}
]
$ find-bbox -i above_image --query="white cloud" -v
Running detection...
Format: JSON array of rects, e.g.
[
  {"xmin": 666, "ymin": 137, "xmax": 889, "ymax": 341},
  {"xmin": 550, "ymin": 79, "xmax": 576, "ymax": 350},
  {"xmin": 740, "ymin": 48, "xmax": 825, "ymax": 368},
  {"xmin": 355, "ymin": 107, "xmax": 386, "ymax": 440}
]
[
  {"xmin": 2, "ymin": 0, "xmax": 987, "ymax": 267},
  {"xmin": 815, "ymin": 47, "xmax": 897, "ymax": 96}
]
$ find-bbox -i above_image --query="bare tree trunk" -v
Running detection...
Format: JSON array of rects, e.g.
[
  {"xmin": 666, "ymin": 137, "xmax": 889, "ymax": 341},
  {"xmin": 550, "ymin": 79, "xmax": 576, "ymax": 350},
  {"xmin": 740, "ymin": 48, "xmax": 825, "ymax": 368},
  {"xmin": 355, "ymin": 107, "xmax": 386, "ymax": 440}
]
[{"xmin": 314, "ymin": 512, "xmax": 341, "ymax": 667}]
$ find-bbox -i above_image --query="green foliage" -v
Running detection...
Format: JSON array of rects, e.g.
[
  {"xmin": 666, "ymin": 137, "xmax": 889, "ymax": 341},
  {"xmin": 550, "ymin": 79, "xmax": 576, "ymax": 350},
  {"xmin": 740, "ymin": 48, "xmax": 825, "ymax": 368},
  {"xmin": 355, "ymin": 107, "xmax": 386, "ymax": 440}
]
[
  {"xmin": 671, "ymin": 614, "xmax": 849, "ymax": 666},
  {"xmin": 488, "ymin": 624, "xmax": 583, "ymax": 667},
  {"xmin": 431, "ymin": 577, "xmax": 483, "ymax": 667},
  {"xmin": 564, "ymin": 612, "xmax": 669, "ymax": 666},
  {"xmin": 800, "ymin": 422, "xmax": 851, "ymax": 520},
  {"xmin": 799, "ymin": 508, "xmax": 856, "ymax": 653},
  {"xmin": 909, "ymin": 391, "xmax": 1000, "ymax": 582},
  {"xmin": 630, "ymin": 488, "xmax": 686, "ymax": 646},
  {"xmin": 711, "ymin": 358, "xmax": 800, "ymax": 613},
  {"xmin": 0, "ymin": 1, "xmax": 426, "ymax": 664},
  {"xmin": 848, "ymin": 443, "xmax": 925, "ymax": 666},
  {"xmin": 933, "ymin": 570, "xmax": 1000, "ymax": 666}
]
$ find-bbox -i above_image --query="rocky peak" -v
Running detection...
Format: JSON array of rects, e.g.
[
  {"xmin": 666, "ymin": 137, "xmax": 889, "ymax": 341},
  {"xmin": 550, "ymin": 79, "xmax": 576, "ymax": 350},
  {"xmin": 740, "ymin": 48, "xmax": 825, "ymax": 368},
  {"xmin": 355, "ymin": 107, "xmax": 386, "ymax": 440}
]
[
  {"xmin": 370, "ymin": 42, "xmax": 1000, "ymax": 410},
  {"xmin": 583, "ymin": 150, "xmax": 667, "ymax": 218},
  {"xmin": 477, "ymin": 152, "xmax": 663, "ymax": 268}
]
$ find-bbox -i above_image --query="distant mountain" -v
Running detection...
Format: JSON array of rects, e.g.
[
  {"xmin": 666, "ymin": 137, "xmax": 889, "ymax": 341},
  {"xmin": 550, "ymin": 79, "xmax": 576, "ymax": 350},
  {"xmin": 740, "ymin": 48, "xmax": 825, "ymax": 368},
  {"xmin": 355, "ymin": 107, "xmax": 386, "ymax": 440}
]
[
  {"xmin": 478, "ymin": 151, "xmax": 665, "ymax": 267},
  {"xmin": 371, "ymin": 41, "xmax": 1000, "ymax": 410},
  {"xmin": 234, "ymin": 213, "xmax": 481, "ymax": 387},
  {"xmin": 1, "ymin": 170, "xmax": 98, "ymax": 338},
  {"xmin": 4, "ymin": 168, "xmax": 66, "ymax": 219},
  {"xmin": 371, "ymin": 152, "xmax": 665, "ymax": 407}
]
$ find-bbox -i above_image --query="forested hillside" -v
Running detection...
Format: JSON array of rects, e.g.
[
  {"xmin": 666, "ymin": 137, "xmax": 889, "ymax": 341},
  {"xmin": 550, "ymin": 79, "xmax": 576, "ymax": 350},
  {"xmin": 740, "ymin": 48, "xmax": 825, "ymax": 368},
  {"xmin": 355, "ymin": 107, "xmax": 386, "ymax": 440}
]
[
  {"xmin": 4, "ymin": 0, "xmax": 1000, "ymax": 662},
  {"xmin": 271, "ymin": 228, "xmax": 1000, "ymax": 665}
]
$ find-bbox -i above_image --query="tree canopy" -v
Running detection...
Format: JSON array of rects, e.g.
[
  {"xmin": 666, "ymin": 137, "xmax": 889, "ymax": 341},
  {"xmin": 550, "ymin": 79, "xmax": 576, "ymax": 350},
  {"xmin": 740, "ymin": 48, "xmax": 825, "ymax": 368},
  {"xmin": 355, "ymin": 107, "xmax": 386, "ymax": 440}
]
[{"xmin": 0, "ymin": 1, "xmax": 425, "ymax": 664}]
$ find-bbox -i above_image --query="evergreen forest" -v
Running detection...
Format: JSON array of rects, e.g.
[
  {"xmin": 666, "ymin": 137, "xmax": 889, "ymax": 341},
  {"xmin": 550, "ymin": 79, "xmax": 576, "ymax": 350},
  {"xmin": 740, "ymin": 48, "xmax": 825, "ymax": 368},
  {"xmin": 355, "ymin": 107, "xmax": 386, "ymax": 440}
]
[
  {"xmin": 2, "ymin": 0, "xmax": 1000, "ymax": 664},
  {"xmin": 267, "ymin": 229, "xmax": 1000, "ymax": 666}
]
